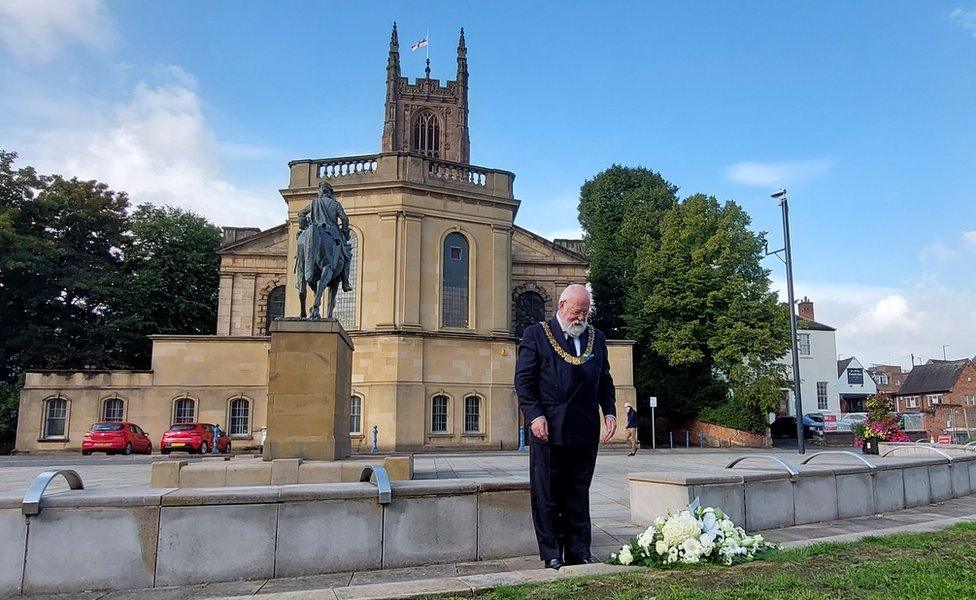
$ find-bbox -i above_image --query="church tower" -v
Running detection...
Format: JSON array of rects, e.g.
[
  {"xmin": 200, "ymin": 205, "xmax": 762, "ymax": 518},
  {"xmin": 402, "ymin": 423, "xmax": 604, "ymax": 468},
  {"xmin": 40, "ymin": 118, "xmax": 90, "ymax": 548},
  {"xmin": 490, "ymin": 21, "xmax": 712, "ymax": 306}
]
[{"xmin": 380, "ymin": 23, "xmax": 470, "ymax": 164}]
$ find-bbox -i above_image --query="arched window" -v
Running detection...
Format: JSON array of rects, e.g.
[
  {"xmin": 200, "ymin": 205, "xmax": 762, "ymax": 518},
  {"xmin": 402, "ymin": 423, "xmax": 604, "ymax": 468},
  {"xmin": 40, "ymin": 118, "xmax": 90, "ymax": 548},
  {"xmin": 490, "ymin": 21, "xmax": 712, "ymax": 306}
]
[
  {"xmin": 464, "ymin": 395, "xmax": 481, "ymax": 434},
  {"xmin": 265, "ymin": 285, "xmax": 286, "ymax": 332},
  {"xmin": 229, "ymin": 397, "xmax": 250, "ymax": 437},
  {"xmin": 333, "ymin": 230, "xmax": 359, "ymax": 328},
  {"xmin": 431, "ymin": 394, "xmax": 449, "ymax": 433},
  {"xmin": 442, "ymin": 232, "xmax": 469, "ymax": 328},
  {"xmin": 43, "ymin": 397, "xmax": 68, "ymax": 439},
  {"xmin": 515, "ymin": 291, "xmax": 546, "ymax": 338},
  {"xmin": 349, "ymin": 394, "xmax": 363, "ymax": 434},
  {"xmin": 103, "ymin": 398, "xmax": 124, "ymax": 422},
  {"xmin": 412, "ymin": 110, "xmax": 440, "ymax": 158},
  {"xmin": 173, "ymin": 397, "xmax": 195, "ymax": 424}
]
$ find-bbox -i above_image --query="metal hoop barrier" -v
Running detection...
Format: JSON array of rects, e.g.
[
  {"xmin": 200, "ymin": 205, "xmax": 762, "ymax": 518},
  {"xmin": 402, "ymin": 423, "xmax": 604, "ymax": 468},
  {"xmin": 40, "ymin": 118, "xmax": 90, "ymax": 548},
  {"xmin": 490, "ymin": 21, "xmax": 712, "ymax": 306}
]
[
  {"xmin": 725, "ymin": 456, "xmax": 800, "ymax": 479},
  {"xmin": 22, "ymin": 470, "xmax": 84, "ymax": 516},
  {"xmin": 881, "ymin": 446, "xmax": 953, "ymax": 462},
  {"xmin": 800, "ymin": 451, "xmax": 876, "ymax": 469},
  {"xmin": 360, "ymin": 465, "xmax": 392, "ymax": 505},
  {"xmin": 962, "ymin": 441, "xmax": 976, "ymax": 452}
]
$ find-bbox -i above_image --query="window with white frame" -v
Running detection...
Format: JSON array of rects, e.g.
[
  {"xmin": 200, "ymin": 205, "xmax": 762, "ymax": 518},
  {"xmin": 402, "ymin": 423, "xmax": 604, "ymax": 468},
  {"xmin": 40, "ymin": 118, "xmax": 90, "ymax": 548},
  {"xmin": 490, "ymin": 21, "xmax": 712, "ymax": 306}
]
[
  {"xmin": 905, "ymin": 396, "xmax": 919, "ymax": 409},
  {"xmin": 431, "ymin": 394, "xmax": 449, "ymax": 433},
  {"xmin": 463, "ymin": 395, "xmax": 481, "ymax": 433},
  {"xmin": 965, "ymin": 395, "xmax": 976, "ymax": 406},
  {"xmin": 103, "ymin": 397, "xmax": 124, "ymax": 422},
  {"xmin": 229, "ymin": 397, "xmax": 250, "ymax": 437},
  {"xmin": 797, "ymin": 333, "xmax": 811, "ymax": 357},
  {"xmin": 349, "ymin": 395, "xmax": 362, "ymax": 434},
  {"xmin": 816, "ymin": 382, "xmax": 829, "ymax": 410},
  {"xmin": 43, "ymin": 397, "xmax": 68, "ymax": 439},
  {"xmin": 173, "ymin": 397, "xmax": 195, "ymax": 424},
  {"xmin": 927, "ymin": 394, "xmax": 942, "ymax": 406},
  {"xmin": 871, "ymin": 371, "xmax": 888, "ymax": 385}
]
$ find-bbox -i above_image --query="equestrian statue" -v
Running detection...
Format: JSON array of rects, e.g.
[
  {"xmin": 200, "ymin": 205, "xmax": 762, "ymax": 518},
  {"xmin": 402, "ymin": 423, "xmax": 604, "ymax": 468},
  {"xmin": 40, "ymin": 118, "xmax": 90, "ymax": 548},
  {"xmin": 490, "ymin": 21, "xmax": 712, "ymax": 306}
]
[{"xmin": 295, "ymin": 180, "xmax": 353, "ymax": 319}]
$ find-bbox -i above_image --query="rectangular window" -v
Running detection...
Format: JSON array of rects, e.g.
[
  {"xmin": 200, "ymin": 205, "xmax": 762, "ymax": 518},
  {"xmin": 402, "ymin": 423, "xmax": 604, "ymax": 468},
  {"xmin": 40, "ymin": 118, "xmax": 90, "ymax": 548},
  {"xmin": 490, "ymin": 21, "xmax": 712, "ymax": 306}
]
[
  {"xmin": 906, "ymin": 396, "xmax": 919, "ymax": 409},
  {"xmin": 349, "ymin": 395, "xmax": 362, "ymax": 434},
  {"xmin": 927, "ymin": 394, "xmax": 942, "ymax": 406},
  {"xmin": 174, "ymin": 398, "xmax": 195, "ymax": 424},
  {"xmin": 797, "ymin": 333, "xmax": 811, "ymax": 357},
  {"xmin": 431, "ymin": 395, "xmax": 449, "ymax": 433},
  {"xmin": 103, "ymin": 398, "xmax": 124, "ymax": 422},
  {"xmin": 847, "ymin": 368, "xmax": 864, "ymax": 385},
  {"xmin": 817, "ymin": 382, "xmax": 829, "ymax": 410},
  {"xmin": 464, "ymin": 396, "xmax": 481, "ymax": 433},
  {"xmin": 229, "ymin": 399, "xmax": 250, "ymax": 437},
  {"xmin": 966, "ymin": 395, "xmax": 976, "ymax": 406},
  {"xmin": 44, "ymin": 399, "xmax": 68, "ymax": 439}
]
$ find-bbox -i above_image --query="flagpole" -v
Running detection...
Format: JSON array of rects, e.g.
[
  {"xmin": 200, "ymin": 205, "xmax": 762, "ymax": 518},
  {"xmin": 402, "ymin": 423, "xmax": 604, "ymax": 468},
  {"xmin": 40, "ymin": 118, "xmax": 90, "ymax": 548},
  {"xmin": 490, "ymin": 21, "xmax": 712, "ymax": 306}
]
[{"xmin": 426, "ymin": 27, "xmax": 429, "ymax": 62}]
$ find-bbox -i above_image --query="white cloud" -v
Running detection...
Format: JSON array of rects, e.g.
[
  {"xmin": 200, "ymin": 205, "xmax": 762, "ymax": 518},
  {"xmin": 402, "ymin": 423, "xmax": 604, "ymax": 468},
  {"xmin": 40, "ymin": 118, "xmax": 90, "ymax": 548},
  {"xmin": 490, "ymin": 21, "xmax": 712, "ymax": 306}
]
[
  {"xmin": 949, "ymin": 8, "xmax": 976, "ymax": 37},
  {"xmin": 918, "ymin": 239, "xmax": 958, "ymax": 262},
  {"xmin": 11, "ymin": 69, "xmax": 282, "ymax": 228},
  {"xmin": 725, "ymin": 159, "xmax": 833, "ymax": 188},
  {"xmin": 0, "ymin": 0, "xmax": 118, "ymax": 62},
  {"xmin": 963, "ymin": 230, "xmax": 976, "ymax": 249},
  {"xmin": 771, "ymin": 278, "xmax": 976, "ymax": 369},
  {"xmin": 538, "ymin": 227, "xmax": 584, "ymax": 241}
]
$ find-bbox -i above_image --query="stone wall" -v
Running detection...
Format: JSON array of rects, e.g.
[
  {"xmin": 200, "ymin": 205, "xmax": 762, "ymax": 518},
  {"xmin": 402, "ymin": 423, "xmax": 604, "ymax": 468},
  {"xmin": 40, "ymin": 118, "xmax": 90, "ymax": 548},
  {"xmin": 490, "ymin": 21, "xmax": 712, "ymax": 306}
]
[
  {"xmin": 0, "ymin": 478, "xmax": 535, "ymax": 596},
  {"xmin": 689, "ymin": 419, "xmax": 768, "ymax": 448}
]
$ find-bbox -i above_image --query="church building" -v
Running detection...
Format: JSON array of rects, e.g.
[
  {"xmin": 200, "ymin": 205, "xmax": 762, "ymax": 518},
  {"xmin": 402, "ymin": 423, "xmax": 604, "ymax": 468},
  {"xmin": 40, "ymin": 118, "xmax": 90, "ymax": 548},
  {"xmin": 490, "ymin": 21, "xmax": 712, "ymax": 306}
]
[{"xmin": 16, "ymin": 25, "xmax": 636, "ymax": 453}]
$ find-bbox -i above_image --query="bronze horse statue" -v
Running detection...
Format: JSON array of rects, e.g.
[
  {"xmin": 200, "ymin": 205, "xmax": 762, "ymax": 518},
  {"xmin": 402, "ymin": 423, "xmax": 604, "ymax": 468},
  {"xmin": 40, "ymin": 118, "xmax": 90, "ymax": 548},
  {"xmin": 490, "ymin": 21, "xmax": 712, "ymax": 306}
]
[{"xmin": 295, "ymin": 181, "xmax": 353, "ymax": 320}]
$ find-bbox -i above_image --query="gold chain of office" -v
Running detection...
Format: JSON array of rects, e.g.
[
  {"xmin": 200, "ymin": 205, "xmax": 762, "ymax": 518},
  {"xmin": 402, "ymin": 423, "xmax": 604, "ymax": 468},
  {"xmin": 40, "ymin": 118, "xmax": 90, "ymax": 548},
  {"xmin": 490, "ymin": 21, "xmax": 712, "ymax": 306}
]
[{"xmin": 541, "ymin": 322, "xmax": 595, "ymax": 366}]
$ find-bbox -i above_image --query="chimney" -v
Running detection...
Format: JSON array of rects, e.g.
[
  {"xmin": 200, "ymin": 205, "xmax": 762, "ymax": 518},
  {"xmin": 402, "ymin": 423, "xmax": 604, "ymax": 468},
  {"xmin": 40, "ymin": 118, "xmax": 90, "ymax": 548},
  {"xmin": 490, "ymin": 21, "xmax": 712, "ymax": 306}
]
[{"xmin": 797, "ymin": 296, "xmax": 815, "ymax": 321}]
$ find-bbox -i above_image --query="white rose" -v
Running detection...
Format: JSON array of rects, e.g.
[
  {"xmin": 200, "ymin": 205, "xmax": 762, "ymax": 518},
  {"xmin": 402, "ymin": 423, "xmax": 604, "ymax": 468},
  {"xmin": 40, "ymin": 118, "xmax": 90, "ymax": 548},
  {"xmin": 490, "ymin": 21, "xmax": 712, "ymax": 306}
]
[
  {"xmin": 618, "ymin": 545, "xmax": 633, "ymax": 566},
  {"xmin": 655, "ymin": 540, "xmax": 668, "ymax": 555},
  {"xmin": 662, "ymin": 513, "xmax": 701, "ymax": 546}
]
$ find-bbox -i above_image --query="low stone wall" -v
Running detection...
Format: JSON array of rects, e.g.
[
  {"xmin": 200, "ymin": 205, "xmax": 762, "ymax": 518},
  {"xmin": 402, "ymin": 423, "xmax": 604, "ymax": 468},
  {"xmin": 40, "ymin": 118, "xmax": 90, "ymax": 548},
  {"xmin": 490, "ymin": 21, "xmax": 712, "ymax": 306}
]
[
  {"xmin": 878, "ymin": 441, "xmax": 976, "ymax": 458},
  {"xmin": 629, "ymin": 453, "xmax": 976, "ymax": 531},
  {"xmin": 0, "ymin": 478, "xmax": 534, "ymax": 596},
  {"xmin": 689, "ymin": 420, "xmax": 768, "ymax": 448},
  {"xmin": 149, "ymin": 455, "xmax": 414, "ymax": 487}
]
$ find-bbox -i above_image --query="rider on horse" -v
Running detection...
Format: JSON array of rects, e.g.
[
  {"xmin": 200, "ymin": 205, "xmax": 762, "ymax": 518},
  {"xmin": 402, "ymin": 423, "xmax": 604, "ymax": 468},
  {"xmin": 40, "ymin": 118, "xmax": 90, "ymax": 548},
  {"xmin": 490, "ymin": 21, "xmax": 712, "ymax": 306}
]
[{"xmin": 295, "ymin": 181, "xmax": 353, "ymax": 318}]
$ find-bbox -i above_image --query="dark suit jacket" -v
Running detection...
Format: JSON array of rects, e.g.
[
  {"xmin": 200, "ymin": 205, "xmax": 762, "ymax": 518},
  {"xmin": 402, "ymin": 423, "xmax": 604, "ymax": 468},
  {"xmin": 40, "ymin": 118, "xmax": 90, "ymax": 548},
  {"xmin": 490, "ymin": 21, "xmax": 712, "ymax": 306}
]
[{"xmin": 515, "ymin": 317, "xmax": 616, "ymax": 446}]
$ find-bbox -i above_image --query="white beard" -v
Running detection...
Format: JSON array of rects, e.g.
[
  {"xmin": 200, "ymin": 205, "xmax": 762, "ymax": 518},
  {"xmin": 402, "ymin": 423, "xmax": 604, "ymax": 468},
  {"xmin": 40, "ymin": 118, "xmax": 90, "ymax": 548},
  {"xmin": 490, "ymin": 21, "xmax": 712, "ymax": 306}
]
[{"xmin": 565, "ymin": 320, "xmax": 587, "ymax": 337}]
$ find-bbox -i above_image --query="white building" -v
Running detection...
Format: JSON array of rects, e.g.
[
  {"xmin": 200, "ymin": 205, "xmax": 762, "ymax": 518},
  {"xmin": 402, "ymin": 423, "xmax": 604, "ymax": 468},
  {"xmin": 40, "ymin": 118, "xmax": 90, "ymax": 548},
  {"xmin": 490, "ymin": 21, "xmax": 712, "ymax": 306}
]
[
  {"xmin": 837, "ymin": 356, "xmax": 877, "ymax": 413},
  {"xmin": 781, "ymin": 298, "xmax": 842, "ymax": 417}
]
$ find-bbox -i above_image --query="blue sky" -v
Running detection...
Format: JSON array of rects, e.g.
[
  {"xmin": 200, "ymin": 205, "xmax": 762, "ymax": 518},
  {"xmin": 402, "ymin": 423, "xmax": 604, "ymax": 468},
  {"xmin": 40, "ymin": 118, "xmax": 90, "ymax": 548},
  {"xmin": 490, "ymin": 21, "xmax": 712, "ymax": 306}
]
[{"xmin": 1, "ymin": 1, "xmax": 974, "ymax": 366}]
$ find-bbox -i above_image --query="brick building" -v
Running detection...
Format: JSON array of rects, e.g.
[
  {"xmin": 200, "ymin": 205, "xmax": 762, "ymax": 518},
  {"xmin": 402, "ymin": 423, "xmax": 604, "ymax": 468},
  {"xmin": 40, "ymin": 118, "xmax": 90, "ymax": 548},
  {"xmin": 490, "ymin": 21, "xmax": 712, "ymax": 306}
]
[
  {"xmin": 892, "ymin": 359, "xmax": 976, "ymax": 441},
  {"xmin": 867, "ymin": 364, "xmax": 909, "ymax": 396}
]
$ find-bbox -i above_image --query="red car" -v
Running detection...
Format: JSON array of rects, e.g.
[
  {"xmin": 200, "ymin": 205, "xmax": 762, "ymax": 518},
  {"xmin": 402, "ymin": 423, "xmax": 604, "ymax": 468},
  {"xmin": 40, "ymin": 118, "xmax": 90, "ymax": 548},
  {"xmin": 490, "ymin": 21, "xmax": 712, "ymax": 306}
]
[
  {"xmin": 82, "ymin": 422, "xmax": 153, "ymax": 455},
  {"xmin": 160, "ymin": 423, "xmax": 231, "ymax": 455}
]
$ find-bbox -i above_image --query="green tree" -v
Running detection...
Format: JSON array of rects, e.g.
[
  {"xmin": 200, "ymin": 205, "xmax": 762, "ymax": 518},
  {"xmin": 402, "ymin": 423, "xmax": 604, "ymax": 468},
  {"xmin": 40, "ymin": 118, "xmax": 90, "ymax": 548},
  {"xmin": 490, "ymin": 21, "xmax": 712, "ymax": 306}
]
[
  {"xmin": 577, "ymin": 165, "xmax": 678, "ymax": 338},
  {"xmin": 119, "ymin": 204, "xmax": 222, "ymax": 367},
  {"xmin": 629, "ymin": 193, "xmax": 791, "ymax": 428},
  {"xmin": 0, "ymin": 150, "xmax": 133, "ymax": 381}
]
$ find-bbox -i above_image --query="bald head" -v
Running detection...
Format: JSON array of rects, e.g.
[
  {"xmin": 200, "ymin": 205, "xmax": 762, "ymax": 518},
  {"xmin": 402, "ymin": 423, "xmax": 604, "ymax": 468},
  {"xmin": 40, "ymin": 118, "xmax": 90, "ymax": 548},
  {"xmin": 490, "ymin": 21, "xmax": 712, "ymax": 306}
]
[{"xmin": 557, "ymin": 284, "xmax": 591, "ymax": 336}]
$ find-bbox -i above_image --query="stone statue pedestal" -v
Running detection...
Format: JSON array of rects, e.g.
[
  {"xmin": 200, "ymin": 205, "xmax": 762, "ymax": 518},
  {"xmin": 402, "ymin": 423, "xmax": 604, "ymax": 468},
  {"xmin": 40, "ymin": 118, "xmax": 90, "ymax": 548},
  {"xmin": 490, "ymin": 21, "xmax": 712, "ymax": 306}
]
[{"xmin": 262, "ymin": 319, "xmax": 353, "ymax": 461}]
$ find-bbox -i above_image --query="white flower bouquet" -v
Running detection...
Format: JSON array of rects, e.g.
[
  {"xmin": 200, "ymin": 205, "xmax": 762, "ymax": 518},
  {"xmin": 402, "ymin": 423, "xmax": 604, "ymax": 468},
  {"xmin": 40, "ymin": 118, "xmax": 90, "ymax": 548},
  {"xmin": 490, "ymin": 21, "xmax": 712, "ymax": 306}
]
[{"xmin": 608, "ymin": 500, "xmax": 776, "ymax": 567}]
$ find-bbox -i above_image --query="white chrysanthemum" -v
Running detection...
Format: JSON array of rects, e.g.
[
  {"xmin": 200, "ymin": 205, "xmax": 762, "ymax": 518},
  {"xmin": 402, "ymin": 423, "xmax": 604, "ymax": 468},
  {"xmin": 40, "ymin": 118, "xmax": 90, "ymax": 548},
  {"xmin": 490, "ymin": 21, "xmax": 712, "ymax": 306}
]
[
  {"xmin": 720, "ymin": 519, "xmax": 735, "ymax": 533},
  {"xmin": 655, "ymin": 540, "xmax": 668, "ymax": 555},
  {"xmin": 618, "ymin": 545, "xmax": 634, "ymax": 565},
  {"xmin": 681, "ymin": 538, "xmax": 702, "ymax": 558},
  {"xmin": 662, "ymin": 512, "xmax": 701, "ymax": 546},
  {"xmin": 666, "ymin": 547, "xmax": 679, "ymax": 564},
  {"xmin": 637, "ymin": 530, "xmax": 654, "ymax": 550}
]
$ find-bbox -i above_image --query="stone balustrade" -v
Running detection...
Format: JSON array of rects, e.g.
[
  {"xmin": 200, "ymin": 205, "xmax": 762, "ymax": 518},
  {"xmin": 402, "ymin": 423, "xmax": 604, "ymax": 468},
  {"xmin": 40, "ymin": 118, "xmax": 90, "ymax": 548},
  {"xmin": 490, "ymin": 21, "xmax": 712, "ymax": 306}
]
[
  {"xmin": 288, "ymin": 152, "xmax": 516, "ymax": 199},
  {"xmin": 629, "ymin": 453, "xmax": 976, "ymax": 532},
  {"xmin": 0, "ymin": 478, "xmax": 534, "ymax": 595}
]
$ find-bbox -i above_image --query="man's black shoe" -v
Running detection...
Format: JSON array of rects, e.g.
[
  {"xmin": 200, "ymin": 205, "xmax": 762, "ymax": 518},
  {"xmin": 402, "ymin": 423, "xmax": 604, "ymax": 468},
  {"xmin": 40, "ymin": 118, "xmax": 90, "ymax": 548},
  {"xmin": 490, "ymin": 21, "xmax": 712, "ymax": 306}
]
[
  {"xmin": 544, "ymin": 558, "xmax": 564, "ymax": 570},
  {"xmin": 580, "ymin": 555, "xmax": 599, "ymax": 564}
]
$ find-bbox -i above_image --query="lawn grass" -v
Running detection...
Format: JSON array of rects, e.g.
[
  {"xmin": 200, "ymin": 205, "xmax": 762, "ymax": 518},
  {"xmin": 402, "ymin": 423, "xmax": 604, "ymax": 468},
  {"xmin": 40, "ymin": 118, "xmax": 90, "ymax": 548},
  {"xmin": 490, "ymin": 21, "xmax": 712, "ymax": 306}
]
[{"xmin": 437, "ymin": 522, "xmax": 976, "ymax": 599}]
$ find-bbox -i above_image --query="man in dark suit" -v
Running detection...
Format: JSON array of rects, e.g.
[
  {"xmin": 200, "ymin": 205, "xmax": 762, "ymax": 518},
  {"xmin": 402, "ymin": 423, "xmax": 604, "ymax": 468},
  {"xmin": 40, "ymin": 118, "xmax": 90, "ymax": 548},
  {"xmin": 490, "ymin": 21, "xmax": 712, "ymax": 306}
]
[{"xmin": 515, "ymin": 283, "xmax": 617, "ymax": 570}]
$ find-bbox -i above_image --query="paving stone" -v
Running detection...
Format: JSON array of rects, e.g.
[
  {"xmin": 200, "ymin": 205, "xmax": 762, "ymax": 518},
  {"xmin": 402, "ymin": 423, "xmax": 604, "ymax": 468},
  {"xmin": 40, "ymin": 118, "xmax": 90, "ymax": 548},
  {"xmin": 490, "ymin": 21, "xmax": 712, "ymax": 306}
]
[
  {"xmin": 454, "ymin": 560, "xmax": 508, "ymax": 577},
  {"xmin": 257, "ymin": 574, "xmax": 353, "ymax": 595},
  {"xmin": 346, "ymin": 563, "xmax": 457, "ymax": 587},
  {"xmin": 334, "ymin": 578, "xmax": 471, "ymax": 600}
]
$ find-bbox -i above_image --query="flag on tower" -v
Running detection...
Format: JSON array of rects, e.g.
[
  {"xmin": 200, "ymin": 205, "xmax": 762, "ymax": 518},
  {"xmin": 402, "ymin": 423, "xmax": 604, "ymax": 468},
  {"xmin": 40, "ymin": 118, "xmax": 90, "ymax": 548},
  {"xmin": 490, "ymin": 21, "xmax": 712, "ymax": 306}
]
[{"xmin": 410, "ymin": 36, "xmax": 428, "ymax": 51}]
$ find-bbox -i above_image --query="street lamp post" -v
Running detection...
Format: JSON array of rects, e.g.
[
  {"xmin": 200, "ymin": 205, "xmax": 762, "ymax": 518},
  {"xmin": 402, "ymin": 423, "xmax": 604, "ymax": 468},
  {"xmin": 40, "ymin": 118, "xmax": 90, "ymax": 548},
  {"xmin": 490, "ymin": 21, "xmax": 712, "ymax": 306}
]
[{"xmin": 771, "ymin": 188, "xmax": 805, "ymax": 454}]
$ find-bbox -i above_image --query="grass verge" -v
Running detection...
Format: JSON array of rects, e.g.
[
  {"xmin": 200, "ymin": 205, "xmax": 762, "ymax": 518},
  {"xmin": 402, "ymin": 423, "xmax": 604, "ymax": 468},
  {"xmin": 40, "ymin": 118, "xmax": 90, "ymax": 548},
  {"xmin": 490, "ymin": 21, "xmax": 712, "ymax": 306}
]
[{"xmin": 437, "ymin": 522, "xmax": 976, "ymax": 599}]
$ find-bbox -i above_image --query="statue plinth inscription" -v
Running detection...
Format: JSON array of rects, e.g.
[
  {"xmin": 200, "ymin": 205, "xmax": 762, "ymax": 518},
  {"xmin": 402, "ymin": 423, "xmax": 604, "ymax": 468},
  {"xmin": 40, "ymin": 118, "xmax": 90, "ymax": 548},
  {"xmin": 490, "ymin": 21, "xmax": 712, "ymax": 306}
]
[{"xmin": 262, "ymin": 319, "xmax": 354, "ymax": 461}]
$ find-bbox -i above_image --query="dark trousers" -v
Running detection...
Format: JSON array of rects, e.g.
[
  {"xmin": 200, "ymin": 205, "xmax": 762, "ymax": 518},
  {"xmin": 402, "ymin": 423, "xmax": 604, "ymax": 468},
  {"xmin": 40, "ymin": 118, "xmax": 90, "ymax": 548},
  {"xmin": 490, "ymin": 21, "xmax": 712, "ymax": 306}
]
[{"xmin": 529, "ymin": 438, "xmax": 599, "ymax": 561}]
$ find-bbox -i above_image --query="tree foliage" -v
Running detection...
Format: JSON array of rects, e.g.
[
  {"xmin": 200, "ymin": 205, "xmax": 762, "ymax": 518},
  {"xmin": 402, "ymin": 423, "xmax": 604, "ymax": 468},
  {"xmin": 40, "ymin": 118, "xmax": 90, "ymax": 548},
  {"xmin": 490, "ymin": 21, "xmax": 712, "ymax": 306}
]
[
  {"xmin": 579, "ymin": 167, "xmax": 791, "ymax": 432},
  {"xmin": 578, "ymin": 165, "xmax": 678, "ymax": 338},
  {"xmin": 0, "ymin": 151, "xmax": 222, "ymax": 438}
]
